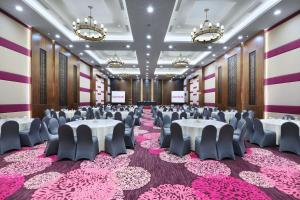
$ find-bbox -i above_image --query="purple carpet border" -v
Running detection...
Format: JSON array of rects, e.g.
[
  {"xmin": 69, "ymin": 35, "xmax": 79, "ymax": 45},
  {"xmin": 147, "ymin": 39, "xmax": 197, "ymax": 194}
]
[{"xmin": 0, "ymin": 37, "xmax": 31, "ymax": 57}]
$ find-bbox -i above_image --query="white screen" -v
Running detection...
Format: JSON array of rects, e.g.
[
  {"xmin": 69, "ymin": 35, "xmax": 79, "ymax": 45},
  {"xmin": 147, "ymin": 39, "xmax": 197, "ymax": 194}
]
[
  {"xmin": 171, "ymin": 91, "xmax": 185, "ymax": 103},
  {"xmin": 111, "ymin": 91, "xmax": 125, "ymax": 103}
]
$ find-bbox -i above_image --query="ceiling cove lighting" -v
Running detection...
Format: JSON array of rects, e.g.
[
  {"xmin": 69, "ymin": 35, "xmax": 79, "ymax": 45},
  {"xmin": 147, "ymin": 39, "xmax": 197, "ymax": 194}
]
[
  {"xmin": 73, "ymin": 6, "xmax": 107, "ymax": 42},
  {"xmin": 55, "ymin": 34, "xmax": 60, "ymax": 39},
  {"xmin": 168, "ymin": 45, "xmax": 173, "ymax": 49},
  {"xmin": 15, "ymin": 5, "xmax": 23, "ymax": 12},
  {"xmin": 191, "ymin": 9, "xmax": 224, "ymax": 44},
  {"xmin": 126, "ymin": 44, "xmax": 131, "ymax": 48},
  {"xmin": 146, "ymin": 45, "xmax": 151, "ymax": 49},
  {"xmin": 85, "ymin": 44, "xmax": 90, "ymax": 48},
  {"xmin": 238, "ymin": 35, "xmax": 243, "ymax": 40},
  {"xmin": 147, "ymin": 6, "xmax": 154, "ymax": 13},
  {"xmin": 146, "ymin": 35, "xmax": 152, "ymax": 39}
]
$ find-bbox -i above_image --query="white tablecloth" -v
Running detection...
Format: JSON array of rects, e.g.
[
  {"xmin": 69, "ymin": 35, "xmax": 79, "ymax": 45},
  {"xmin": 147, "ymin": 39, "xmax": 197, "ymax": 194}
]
[
  {"xmin": 0, "ymin": 118, "xmax": 33, "ymax": 135},
  {"xmin": 212, "ymin": 111, "xmax": 237, "ymax": 123},
  {"xmin": 260, "ymin": 119, "xmax": 300, "ymax": 145},
  {"xmin": 174, "ymin": 119, "xmax": 226, "ymax": 150},
  {"xmin": 66, "ymin": 119, "xmax": 120, "ymax": 151},
  {"xmin": 104, "ymin": 111, "xmax": 129, "ymax": 120}
]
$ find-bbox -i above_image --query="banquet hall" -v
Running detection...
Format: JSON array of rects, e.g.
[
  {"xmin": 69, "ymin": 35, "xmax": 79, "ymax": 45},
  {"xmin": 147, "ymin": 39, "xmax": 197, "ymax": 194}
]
[{"xmin": 0, "ymin": 0, "xmax": 300, "ymax": 199}]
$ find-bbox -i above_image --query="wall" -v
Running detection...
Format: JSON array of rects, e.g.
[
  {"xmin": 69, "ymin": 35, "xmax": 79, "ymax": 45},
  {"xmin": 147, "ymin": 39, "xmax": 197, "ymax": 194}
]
[
  {"xmin": 264, "ymin": 13, "xmax": 300, "ymax": 118},
  {"xmin": 110, "ymin": 79, "xmax": 132, "ymax": 104},
  {"xmin": 79, "ymin": 62, "xmax": 91, "ymax": 106},
  {"xmin": 0, "ymin": 12, "xmax": 31, "ymax": 118},
  {"xmin": 189, "ymin": 76, "xmax": 199, "ymax": 105},
  {"xmin": 203, "ymin": 64, "xmax": 216, "ymax": 107}
]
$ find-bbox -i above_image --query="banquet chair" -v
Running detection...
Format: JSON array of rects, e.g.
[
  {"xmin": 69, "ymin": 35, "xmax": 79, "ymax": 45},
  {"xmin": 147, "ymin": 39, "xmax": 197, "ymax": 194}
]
[
  {"xmin": 282, "ymin": 115, "xmax": 296, "ymax": 120},
  {"xmin": 195, "ymin": 125, "xmax": 218, "ymax": 160},
  {"xmin": 0, "ymin": 121, "xmax": 21, "ymax": 154},
  {"xmin": 40, "ymin": 117, "xmax": 50, "ymax": 141},
  {"xmin": 169, "ymin": 108, "xmax": 173, "ymax": 112},
  {"xmin": 171, "ymin": 112, "xmax": 179, "ymax": 121},
  {"xmin": 81, "ymin": 107, "xmax": 87, "ymax": 111},
  {"xmin": 86, "ymin": 109, "xmax": 94, "ymax": 119},
  {"xmin": 48, "ymin": 118, "xmax": 59, "ymax": 135},
  {"xmin": 20, "ymin": 118, "xmax": 42, "ymax": 147},
  {"xmin": 106, "ymin": 112, "xmax": 113, "ymax": 119},
  {"xmin": 234, "ymin": 119, "xmax": 246, "ymax": 136},
  {"xmin": 134, "ymin": 111, "xmax": 141, "ymax": 126},
  {"xmin": 203, "ymin": 109, "xmax": 211, "ymax": 119},
  {"xmin": 58, "ymin": 116, "xmax": 67, "ymax": 126},
  {"xmin": 44, "ymin": 122, "xmax": 59, "ymax": 156},
  {"xmin": 169, "ymin": 123, "xmax": 191, "ymax": 157},
  {"xmin": 59, "ymin": 111, "xmax": 67, "ymax": 120},
  {"xmin": 180, "ymin": 112, "xmax": 188, "ymax": 119},
  {"xmin": 159, "ymin": 118, "xmax": 171, "ymax": 148},
  {"xmin": 242, "ymin": 111, "xmax": 249, "ymax": 119},
  {"xmin": 229, "ymin": 117, "xmax": 238, "ymax": 129},
  {"xmin": 74, "ymin": 110, "xmax": 81, "ymax": 117},
  {"xmin": 248, "ymin": 110, "xmax": 255, "ymax": 120},
  {"xmin": 163, "ymin": 115, "xmax": 171, "ymax": 129},
  {"xmin": 95, "ymin": 111, "xmax": 101, "ymax": 119},
  {"xmin": 114, "ymin": 112, "xmax": 122, "ymax": 121},
  {"xmin": 124, "ymin": 115, "xmax": 135, "ymax": 149},
  {"xmin": 105, "ymin": 123, "xmax": 127, "ymax": 157},
  {"xmin": 245, "ymin": 117, "xmax": 254, "ymax": 141},
  {"xmin": 218, "ymin": 112, "xmax": 226, "ymax": 123},
  {"xmin": 163, "ymin": 108, "xmax": 167, "ymax": 112},
  {"xmin": 252, "ymin": 118, "xmax": 276, "ymax": 147},
  {"xmin": 120, "ymin": 107, "xmax": 124, "ymax": 111},
  {"xmin": 71, "ymin": 115, "xmax": 82, "ymax": 121},
  {"xmin": 44, "ymin": 109, "xmax": 51, "ymax": 118},
  {"xmin": 193, "ymin": 112, "xmax": 199, "ymax": 119},
  {"xmin": 233, "ymin": 123, "xmax": 247, "ymax": 156},
  {"xmin": 57, "ymin": 125, "xmax": 77, "ymax": 160},
  {"xmin": 155, "ymin": 111, "xmax": 163, "ymax": 126},
  {"xmin": 279, "ymin": 122, "xmax": 300, "ymax": 155},
  {"xmin": 75, "ymin": 125, "xmax": 99, "ymax": 160},
  {"xmin": 42, "ymin": 116, "xmax": 51, "ymax": 128},
  {"xmin": 217, "ymin": 124, "xmax": 235, "ymax": 160},
  {"xmin": 235, "ymin": 112, "xmax": 241, "ymax": 122},
  {"xmin": 128, "ymin": 111, "xmax": 134, "ymax": 119},
  {"xmin": 51, "ymin": 110, "xmax": 58, "ymax": 119}
]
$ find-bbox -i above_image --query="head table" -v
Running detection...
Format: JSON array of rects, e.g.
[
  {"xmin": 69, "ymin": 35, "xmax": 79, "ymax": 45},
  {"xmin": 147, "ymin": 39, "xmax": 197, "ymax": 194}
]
[
  {"xmin": 260, "ymin": 119, "xmax": 300, "ymax": 145},
  {"xmin": 66, "ymin": 119, "xmax": 120, "ymax": 151},
  {"xmin": 173, "ymin": 119, "xmax": 227, "ymax": 150},
  {"xmin": 0, "ymin": 117, "xmax": 33, "ymax": 135}
]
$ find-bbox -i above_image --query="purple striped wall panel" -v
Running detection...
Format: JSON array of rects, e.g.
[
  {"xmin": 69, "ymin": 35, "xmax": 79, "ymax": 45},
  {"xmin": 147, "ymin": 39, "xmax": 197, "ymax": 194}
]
[
  {"xmin": 80, "ymin": 87, "xmax": 91, "ymax": 93},
  {"xmin": 0, "ymin": 37, "xmax": 31, "ymax": 57},
  {"xmin": 264, "ymin": 72, "xmax": 300, "ymax": 85},
  {"xmin": 265, "ymin": 38, "xmax": 300, "ymax": 59},
  {"xmin": 265, "ymin": 105, "xmax": 300, "ymax": 115},
  {"xmin": 0, "ymin": 104, "xmax": 30, "ymax": 113},
  {"xmin": 80, "ymin": 72, "xmax": 91, "ymax": 80},
  {"xmin": 0, "ymin": 70, "xmax": 31, "ymax": 84},
  {"xmin": 204, "ymin": 88, "xmax": 215, "ymax": 93},
  {"xmin": 79, "ymin": 102, "xmax": 90, "ymax": 106},
  {"xmin": 204, "ymin": 73, "xmax": 215, "ymax": 80}
]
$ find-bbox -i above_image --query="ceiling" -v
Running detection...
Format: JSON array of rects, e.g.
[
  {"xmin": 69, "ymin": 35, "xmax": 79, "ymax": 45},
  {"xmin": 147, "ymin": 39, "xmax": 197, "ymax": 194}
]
[{"xmin": 1, "ymin": 0, "xmax": 300, "ymax": 80}]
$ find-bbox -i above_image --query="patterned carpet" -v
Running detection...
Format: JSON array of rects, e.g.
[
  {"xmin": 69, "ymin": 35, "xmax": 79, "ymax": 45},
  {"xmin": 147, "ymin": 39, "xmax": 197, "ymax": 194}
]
[{"xmin": 0, "ymin": 109, "xmax": 300, "ymax": 200}]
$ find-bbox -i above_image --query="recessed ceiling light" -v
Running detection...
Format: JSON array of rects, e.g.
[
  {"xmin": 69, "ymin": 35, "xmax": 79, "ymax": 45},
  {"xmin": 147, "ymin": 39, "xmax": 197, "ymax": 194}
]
[
  {"xmin": 238, "ymin": 35, "xmax": 243, "ymax": 40},
  {"xmin": 212, "ymin": 54, "xmax": 216, "ymax": 57},
  {"xmin": 146, "ymin": 69, "xmax": 149, "ymax": 71},
  {"xmin": 146, "ymin": 61, "xmax": 149, "ymax": 64},
  {"xmin": 146, "ymin": 44, "xmax": 151, "ymax": 49},
  {"xmin": 91, "ymin": 61, "xmax": 94, "ymax": 64},
  {"xmin": 146, "ymin": 34, "xmax": 152, "ymax": 39},
  {"xmin": 207, "ymin": 46, "xmax": 212, "ymax": 50},
  {"xmin": 133, "ymin": 65, "xmax": 136, "ymax": 68},
  {"xmin": 55, "ymin": 34, "xmax": 60, "ymax": 39},
  {"xmin": 160, "ymin": 65, "xmax": 163, "ymax": 68},
  {"xmin": 15, "ymin": 5, "xmax": 23, "ymax": 12},
  {"xmin": 168, "ymin": 45, "xmax": 173, "ymax": 49},
  {"xmin": 147, "ymin": 5, "xmax": 154, "ymax": 13},
  {"xmin": 146, "ymin": 53, "xmax": 150, "ymax": 56},
  {"xmin": 85, "ymin": 44, "xmax": 90, "ymax": 48},
  {"xmin": 223, "ymin": 46, "xmax": 228, "ymax": 50},
  {"xmin": 69, "ymin": 44, "xmax": 73, "ymax": 48},
  {"xmin": 273, "ymin": 9, "xmax": 281, "ymax": 16},
  {"xmin": 146, "ymin": 65, "xmax": 149, "ymax": 68},
  {"xmin": 79, "ymin": 52, "xmax": 83, "ymax": 56},
  {"xmin": 126, "ymin": 44, "xmax": 130, "ymax": 48}
]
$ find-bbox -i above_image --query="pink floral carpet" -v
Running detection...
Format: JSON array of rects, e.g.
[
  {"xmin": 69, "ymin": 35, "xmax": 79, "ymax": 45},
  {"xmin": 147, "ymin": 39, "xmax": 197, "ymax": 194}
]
[{"xmin": 0, "ymin": 109, "xmax": 300, "ymax": 200}]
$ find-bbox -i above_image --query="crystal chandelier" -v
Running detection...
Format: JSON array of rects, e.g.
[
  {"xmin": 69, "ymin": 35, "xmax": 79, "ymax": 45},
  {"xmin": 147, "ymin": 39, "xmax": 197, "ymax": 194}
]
[
  {"xmin": 191, "ymin": 9, "xmax": 224, "ymax": 44},
  {"xmin": 73, "ymin": 6, "xmax": 107, "ymax": 42},
  {"xmin": 107, "ymin": 54, "xmax": 124, "ymax": 67},
  {"xmin": 172, "ymin": 54, "xmax": 189, "ymax": 68}
]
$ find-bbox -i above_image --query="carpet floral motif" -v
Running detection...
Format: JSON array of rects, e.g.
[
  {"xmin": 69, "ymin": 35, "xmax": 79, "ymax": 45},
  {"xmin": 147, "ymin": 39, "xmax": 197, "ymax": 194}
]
[
  {"xmin": 185, "ymin": 159, "xmax": 231, "ymax": 176},
  {"xmin": 191, "ymin": 176, "xmax": 271, "ymax": 200},
  {"xmin": 159, "ymin": 151, "xmax": 191, "ymax": 163},
  {"xmin": 31, "ymin": 168, "xmax": 119, "ymax": 200},
  {"xmin": 239, "ymin": 171, "xmax": 275, "ymax": 188},
  {"xmin": 140, "ymin": 139, "xmax": 160, "ymax": 149},
  {"xmin": 0, "ymin": 174, "xmax": 24, "ymax": 200},
  {"xmin": 4, "ymin": 148, "xmax": 44, "ymax": 162},
  {"xmin": 24, "ymin": 172, "xmax": 63, "ymax": 189},
  {"xmin": 116, "ymin": 166, "xmax": 151, "ymax": 190}
]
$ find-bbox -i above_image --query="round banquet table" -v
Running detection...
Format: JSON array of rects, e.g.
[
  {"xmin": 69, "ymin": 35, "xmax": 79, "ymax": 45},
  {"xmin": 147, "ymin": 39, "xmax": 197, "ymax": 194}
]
[
  {"xmin": 211, "ymin": 111, "xmax": 237, "ymax": 123},
  {"xmin": 173, "ymin": 119, "xmax": 227, "ymax": 150},
  {"xmin": 103, "ymin": 111, "xmax": 129, "ymax": 120},
  {"xmin": 0, "ymin": 117, "xmax": 33, "ymax": 135},
  {"xmin": 260, "ymin": 119, "xmax": 300, "ymax": 145},
  {"xmin": 66, "ymin": 119, "xmax": 120, "ymax": 151}
]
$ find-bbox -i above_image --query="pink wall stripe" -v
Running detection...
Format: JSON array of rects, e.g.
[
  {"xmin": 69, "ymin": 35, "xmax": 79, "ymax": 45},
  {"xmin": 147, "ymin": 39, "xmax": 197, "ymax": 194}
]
[
  {"xmin": 204, "ymin": 103, "xmax": 215, "ymax": 107},
  {"xmin": 265, "ymin": 38, "xmax": 300, "ymax": 59},
  {"xmin": 204, "ymin": 73, "xmax": 215, "ymax": 80},
  {"xmin": 0, "ymin": 37, "xmax": 31, "ymax": 57},
  {"xmin": 80, "ymin": 87, "xmax": 91, "ymax": 93},
  {"xmin": 80, "ymin": 72, "xmax": 91, "ymax": 80},
  {"xmin": 0, "ymin": 104, "xmax": 31, "ymax": 113},
  {"xmin": 204, "ymin": 88, "xmax": 215, "ymax": 93},
  {"xmin": 79, "ymin": 102, "xmax": 90, "ymax": 106},
  {"xmin": 265, "ymin": 105, "xmax": 300, "ymax": 115},
  {"xmin": 264, "ymin": 72, "xmax": 300, "ymax": 85},
  {"xmin": 0, "ymin": 70, "xmax": 31, "ymax": 84}
]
